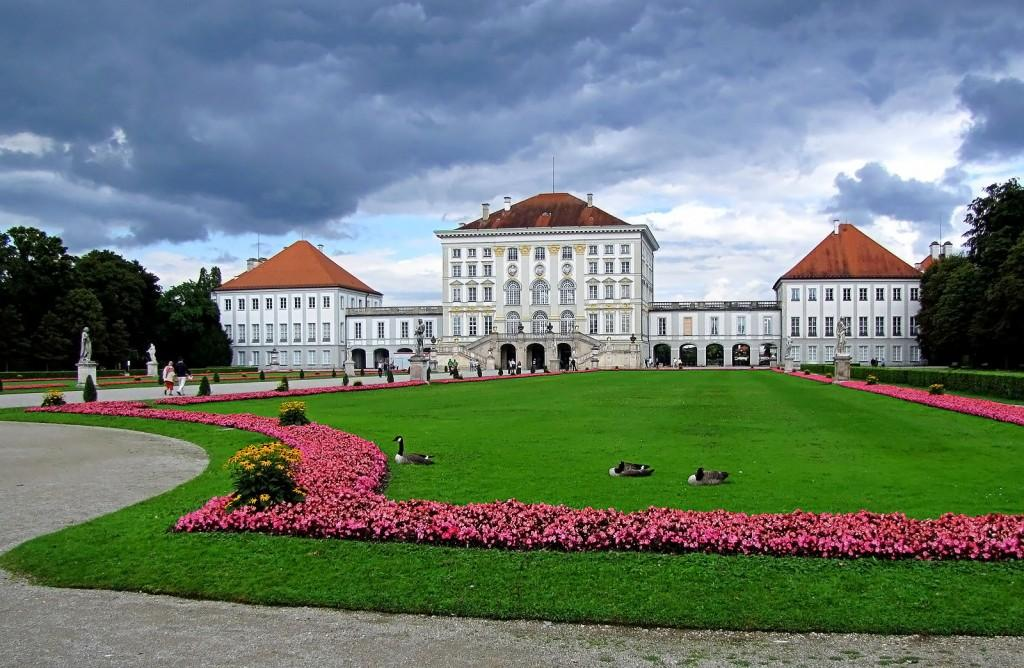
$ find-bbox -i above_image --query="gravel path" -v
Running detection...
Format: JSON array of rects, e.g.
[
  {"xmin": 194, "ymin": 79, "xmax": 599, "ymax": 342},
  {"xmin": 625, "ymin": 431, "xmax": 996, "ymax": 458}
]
[{"xmin": 1, "ymin": 422, "xmax": 1021, "ymax": 667}]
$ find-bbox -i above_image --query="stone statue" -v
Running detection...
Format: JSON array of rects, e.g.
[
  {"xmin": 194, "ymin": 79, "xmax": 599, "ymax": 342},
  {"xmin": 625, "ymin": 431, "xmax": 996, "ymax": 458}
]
[
  {"xmin": 414, "ymin": 319, "xmax": 425, "ymax": 354},
  {"xmin": 80, "ymin": 327, "xmax": 92, "ymax": 363},
  {"xmin": 146, "ymin": 343, "xmax": 157, "ymax": 364},
  {"xmin": 785, "ymin": 336, "xmax": 793, "ymax": 359},
  {"xmin": 837, "ymin": 319, "xmax": 847, "ymax": 354}
]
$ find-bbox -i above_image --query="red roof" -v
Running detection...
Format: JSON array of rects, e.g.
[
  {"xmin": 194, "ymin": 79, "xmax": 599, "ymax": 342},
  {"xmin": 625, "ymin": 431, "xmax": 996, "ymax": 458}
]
[
  {"xmin": 916, "ymin": 255, "xmax": 936, "ymax": 271},
  {"xmin": 775, "ymin": 224, "xmax": 921, "ymax": 287},
  {"xmin": 458, "ymin": 193, "xmax": 633, "ymax": 230},
  {"xmin": 218, "ymin": 241, "xmax": 381, "ymax": 294}
]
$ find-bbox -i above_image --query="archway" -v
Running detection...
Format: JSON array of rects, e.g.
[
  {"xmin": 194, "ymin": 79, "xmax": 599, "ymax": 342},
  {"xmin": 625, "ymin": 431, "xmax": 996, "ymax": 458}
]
[
  {"xmin": 526, "ymin": 343, "xmax": 545, "ymax": 370},
  {"xmin": 500, "ymin": 343, "xmax": 517, "ymax": 370},
  {"xmin": 679, "ymin": 344, "xmax": 697, "ymax": 367},
  {"xmin": 653, "ymin": 343, "xmax": 671, "ymax": 367},
  {"xmin": 350, "ymin": 348, "xmax": 366, "ymax": 370},
  {"xmin": 557, "ymin": 342, "xmax": 572, "ymax": 369},
  {"xmin": 373, "ymin": 348, "xmax": 390, "ymax": 367},
  {"xmin": 732, "ymin": 343, "xmax": 751, "ymax": 366},
  {"xmin": 759, "ymin": 343, "xmax": 778, "ymax": 366},
  {"xmin": 397, "ymin": 348, "xmax": 413, "ymax": 353},
  {"xmin": 706, "ymin": 343, "xmax": 724, "ymax": 366}
]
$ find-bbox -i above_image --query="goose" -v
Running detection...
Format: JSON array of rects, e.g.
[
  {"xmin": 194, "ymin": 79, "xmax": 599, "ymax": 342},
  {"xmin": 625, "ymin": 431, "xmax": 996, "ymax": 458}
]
[
  {"xmin": 687, "ymin": 467, "xmax": 728, "ymax": 485},
  {"xmin": 608, "ymin": 460, "xmax": 654, "ymax": 477},
  {"xmin": 392, "ymin": 435, "xmax": 434, "ymax": 465}
]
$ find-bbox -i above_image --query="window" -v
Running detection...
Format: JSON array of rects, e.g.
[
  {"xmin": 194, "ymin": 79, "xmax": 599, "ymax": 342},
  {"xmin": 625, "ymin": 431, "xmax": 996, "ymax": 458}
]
[
  {"xmin": 265, "ymin": 324, "xmax": 273, "ymax": 343},
  {"xmin": 588, "ymin": 245, "xmax": 598, "ymax": 255},
  {"xmin": 424, "ymin": 321, "xmax": 433, "ymax": 338},
  {"xmin": 588, "ymin": 284, "xmax": 598, "ymax": 300},
  {"xmin": 792, "ymin": 345, "xmax": 801, "ymax": 361},
  {"xmin": 308, "ymin": 350, "xmax": 316, "ymax": 366},
  {"xmin": 505, "ymin": 312, "xmax": 520, "ymax": 335},
  {"xmin": 588, "ymin": 260, "xmax": 598, "ymax": 274},
  {"xmin": 293, "ymin": 323, "xmax": 302, "ymax": 342},
  {"xmin": 280, "ymin": 297, "xmax": 287, "ymax": 309},
  {"xmin": 294, "ymin": 297, "xmax": 301, "ymax": 309},
  {"xmin": 683, "ymin": 317, "xmax": 693, "ymax": 336},
  {"xmin": 467, "ymin": 264, "xmax": 477, "ymax": 277},
  {"xmin": 534, "ymin": 247, "xmax": 546, "ymax": 261},
  {"xmin": 561, "ymin": 246, "xmax": 573, "ymax": 260},
  {"xmin": 374, "ymin": 322, "xmax": 383, "ymax": 339},
  {"xmin": 620, "ymin": 244, "xmax": 630, "ymax": 254},
  {"xmin": 322, "ymin": 350, "xmax": 330, "ymax": 365},
  {"xmin": 858, "ymin": 316, "xmax": 868, "ymax": 336},
  {"xmin": 824, "ymin": 316, "xmax": 834, "ymax": 337},
  {"xmin": 506, "ymin": 248, "xmax": 518, "ymax": 261},
  {"xmin": 808, "ymin": 345, "xmax": 818, "ymax": 362},
  {"xmin": 483, "ymin": 286, "xmax": 493, "ymax": 302},
  {"xmin": 825, "ymin": 288, "xmax": 834, "ymax": 302},
  {"xmin": 588, "ymin": 313, "xmax": 598, "ymax": 334},
  {"xmin": 468, "ymin": 287, "xmax": 477, "ymax": 302},
  {"xmin": 841, "ymin": 316, "xmax": 851, "ymax": 336},
  {"xmin": 620, "ymin": 284, "xmax": 631, "ymax": 299},
  {"xmin": 604, "ymin": 312, "xmax": 615, "ymax": 334},
  {"xmin": 264, "ymin": 298, "xmax": 272, "ymax": 310},
  {"xmin": 790, "ymin": 317, "xmax": 800, "ymax": 337},
  {"xmin": 484, "ymin": 315, "xmax": 493, "ymax": 334},
  {"xmin": 469, "ymin": 316, "xmax": 478, "ymax": 336},
  {"xmin": 224, "ymin": 299, "xmax": 232, "ymax": 311},
  {"xmin": 910, "ymin": 287, "xmax": 919, "ymax": 301},
  {"xmin": 558, "ymin": 279, "xmax": 576, "ymax": 305},
  {"xmin": 859, "ymin": 288, "xmax": 868, "ymax": 301},
  {"xmin": 320, "ymin": 322, "xmax": 329, "ymax": 342},
  {"xmin": 483, "ymin": 248, "xmax": 492, "ymax": 259},
  {"xmin": 790, "ymin": 287, "xmax": 800, "ymax": 301},
  {"xmin": 808, "ymin": 288, "xmax": 817, "ymax": 302},
  {"xmin": 252, "ymin": 298, "xmax": 259, "ymax": 310},
  {"xmin": 452, "ymin": 264, "xmax": 462, "ymax": 278},
  {"xmin": 292, "ymin": 351, "xmax": 301, "ymax": 365},
  {"xmin": 892, "ymin": 345, "xmax": 903, "ymax": 362},
  {"xmin": 452, "ymin": 287, "xmax": 462, "ymax": 302},
  {"xmin": 658, "ymin": 317, "xmax": 667, "ymax": 336},
  {"xmin": 252, "ymin": 351, "xmax": 260, "ymax": 366},
  {"xmin": 762, "ymin": 317, "xmax": 772, "ymax": 335},
  {"xmin": 808, "ymin": 316, "xmax": 818, "ymax": 337},
  {"xmin": 237, "ymin": 351, "xmax": 246, "ymax": 366},
  {"xmin": 858, "ymin": 345, "xmax": 869, "ymax": 363},
  {"xmin": 892, "ymin": 316, "xmax": 902, "ymax": 337},
  {"xmin": 621, "ymin": 312, "xmax": 630, "ymax": 334},
  {"xmin": 238, "ymin": 298, "xmax": 245, "ymax": 311},
  {"xmin": 238, "ymin": 325, "xmax": 246, "ymax": 343},
  {"xmin": 911, "ymin": 346, "xmax": 921, "ymax": 362},
  {"xmin": 892, "ymin": 288, "xmax": 902, "ymax": 301},
  {"xmin": 399, "ymin": 321, "xmax": 409, "ymax": 338},
  {"xmin": 910, "ymin": 316, "xmax": 918, "ymax": 336},
  {"xmin": 875, "ymin": 345, "xmax": 885, "ymax": 361},
  {"xmin": 279, "ymin": 324, "xmax": 287, "ymax": 343},
  {"xmin": 737, "ymin": 316, "xmax": 746, "ymax": 335},
  {"xmin": 604, "ymin": 261, "xmax": 614, "ymax": 274},
  {"xmin": 224, "ymin": 324, "xmax": 232, "ymax": 340},
  {"xmin": 842, "ymin": 288, "xmax": 852, "ymax": 302},
  {"xmin": 875, "ymin": 288, "xmax": 885, "ymax": 301},
  {"xmin": 710, "ymin": 317, "xmax": 719, "ymax": 336},
  {"xmin": 307, "ymin": 297, "xmax": 315, "ymax": 309},
  {"xmin": 604, "ymin": 284, "xmax": 614, "ymax": 299},
  {"xmin": 505, "ymin": 281, "xmax": 521, "ymax": 305},
  {"xmin": 307, "ymin": 322, "xmax": 316, "ymax": 342},
  {"xmin": 604, "ymin": 244, "xmax": 614, "ymax": 254},
  {"xmin": 825, "ymin": 345, "xmax": 835, "ymax": 362},
  {"xmin": 451, "ymin": 248, "xmax": 461, "ymax": 258},
  {"xmin": 354, "ymin": 322, "xmax": 362, "ymax": 339},
  {"xmin": 875, "ymin": 316, "xmax": 885, "ymax": 336},
  {"xmin": 531, "ymin": 280, "xmax": 549, "ymax": 305},
  {"xmin": 483, "ymin": 264, "xmax": 493, "ymax": 277},
  {"xmin": 467, "ymin": 248, "xmax": 476, "ymax": 258},
  {"xmin": 620, "ymin": 260, "xmax": 630, "ymax": 273},
  {"xmin": 531, "ymin": 311, "xmax": 549, "ymax": 335}
]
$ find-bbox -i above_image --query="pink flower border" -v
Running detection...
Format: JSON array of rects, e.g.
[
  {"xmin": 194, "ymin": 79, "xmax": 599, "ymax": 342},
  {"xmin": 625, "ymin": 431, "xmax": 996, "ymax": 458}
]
[{"xmin": 28, "ymin": 397, "xmax": 1024, "ymax": 560}]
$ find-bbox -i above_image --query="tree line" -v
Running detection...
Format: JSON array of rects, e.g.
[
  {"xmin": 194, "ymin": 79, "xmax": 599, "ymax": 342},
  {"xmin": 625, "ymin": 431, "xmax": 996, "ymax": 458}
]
[
  {"xmin": 0, "ymin": 227, "xmax": 231, "ymax": 371},
  {"xmin": 917, "ymin": 179, "xmax": 1024, "ymax": 369}
]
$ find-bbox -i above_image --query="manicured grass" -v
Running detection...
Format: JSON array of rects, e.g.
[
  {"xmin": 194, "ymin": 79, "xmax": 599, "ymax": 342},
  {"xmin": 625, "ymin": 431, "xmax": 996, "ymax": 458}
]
[{"xmin": 2, "ymin": 372, "xmax": 1023, "ymax": 635}]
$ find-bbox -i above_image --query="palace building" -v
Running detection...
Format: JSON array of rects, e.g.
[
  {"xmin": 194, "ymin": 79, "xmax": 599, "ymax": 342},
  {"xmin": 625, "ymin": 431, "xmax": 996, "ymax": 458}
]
[{"xmin": 214, "ymin": 193, "xmax": 924, "ymax": 370}]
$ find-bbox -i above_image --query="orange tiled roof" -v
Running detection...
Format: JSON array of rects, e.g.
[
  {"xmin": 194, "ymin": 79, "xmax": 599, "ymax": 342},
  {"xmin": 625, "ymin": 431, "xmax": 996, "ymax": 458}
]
[
  {"xmin": 458, "ymin": 193, "xmax": 633, "ymax": 230},
  {"xmin": 916, "ymin": 254, "xmax": 936, "ymax": 271},
  {"xmin": 775, "ymin": 224, "xmax": 921, "ymax": 287},
  {"xmin": 218, "ymin": 240, "xmax": 381, "ymax": 294}
]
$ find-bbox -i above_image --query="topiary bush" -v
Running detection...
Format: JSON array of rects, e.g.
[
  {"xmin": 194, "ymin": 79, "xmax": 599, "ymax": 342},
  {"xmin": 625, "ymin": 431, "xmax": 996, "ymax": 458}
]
[
  {"xmin": 0, "ymin": 378, "xmax": 3, "ymax": 392},
  {"xmin": 82, "ymin": 375, "xmax": 97, "ymax": 402},
  {"xmin": 353, "ymin": 380, "xmax": 363, "ymax": 386},
  {"xmin": 225, "ymin": 442, "xmax": 304, "ymax": 510},
  {"xmin": 498, "ymin": 368, "xmax": 503, "ymax": 376},
  {"xmin": 477, "ymin": 366, "xmax": 483, "ymax": 378},
  {"xmin": 331, "ymin": 368, "xmax": 337, "ymax": 378},
  {"xmin": 259, "ymin": 369, "xmax": 265, "ymax": 380},
  {"xmin": 299, "ymin": 369, "xmax": 305, "ymax": 379},
  {"xmin": 386, "ymin": 368, "xmax": 394, "ymax": 383},
  {"xmin": 279, "ymin": 401, "xmax": 311, "ymax": 426},
  {"xmin": 342, "ymin": 372, "xmax": 349, "ymax": 386},
  {"xmin": 198, "ymin": 375, "xmax": 212, "ymax": 396},
  {"xmin": 426, "ymin": 368, "xmax": 431, "ymax": 381},
  {"xmin": 276, "ymin": 376, "xmax": 290, "ymax": 392},
  {"xmin": 41, "ymin": 389, "xmax": 65, "ymax": 407},
  {"xmin": 213, "ymin": 371, "xmax": 221, "ymax": 383}
]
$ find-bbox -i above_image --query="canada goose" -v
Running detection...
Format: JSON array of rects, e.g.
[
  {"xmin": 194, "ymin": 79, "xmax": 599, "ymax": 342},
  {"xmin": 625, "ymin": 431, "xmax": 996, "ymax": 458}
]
[
  {"xmin": 687, "ymin": 467, "xmax": 728, "ymax": 485},
  {"xmin": 608, "ymin": 460, "xmax": 654, "ymax": 477},
  {"xmin": 393, "ymin": 435, "xmax": 434, "ymax": 465}
]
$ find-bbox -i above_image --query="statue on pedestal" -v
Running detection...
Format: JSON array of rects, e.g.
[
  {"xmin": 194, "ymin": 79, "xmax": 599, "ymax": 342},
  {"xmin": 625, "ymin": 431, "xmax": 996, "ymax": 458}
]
[
  {"xmin": 146, "ymin": 343, "xmax": 157, "ymax": 364},
  {"xmin": 414, "ymin": 319, "xmax": 425, "ymax": 354},
  {"xmin": 837, "ymin": 319, "xmax": 848, "ymax": 355},
  {"xmin": 784, "ymin": 336, "xmax": 793, "ymax": 359},
  {"xmin": 79, "ymin": 327, "xmax": 93, "ymax": 363}
]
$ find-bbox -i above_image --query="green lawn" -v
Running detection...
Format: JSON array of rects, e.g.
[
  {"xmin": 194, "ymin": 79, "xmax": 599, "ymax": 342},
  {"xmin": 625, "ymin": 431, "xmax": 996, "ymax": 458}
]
[{"xmin": 2, "ymin": 371, "xmax": 1023, "ymax": 635}]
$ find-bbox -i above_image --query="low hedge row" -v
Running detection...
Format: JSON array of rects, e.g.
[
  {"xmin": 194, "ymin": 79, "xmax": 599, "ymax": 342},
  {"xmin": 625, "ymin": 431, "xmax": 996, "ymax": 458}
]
[
  {"xmin": 799, "ymin": 364, "xmax": 1024, "ymax": 400},
  {"xmin": 0, "ymin": 365, "xmax": 255, "ymax": 380}
]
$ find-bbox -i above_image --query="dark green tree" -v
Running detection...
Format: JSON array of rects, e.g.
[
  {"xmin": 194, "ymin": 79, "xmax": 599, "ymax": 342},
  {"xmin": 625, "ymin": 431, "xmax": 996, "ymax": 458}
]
[
  {"xmin": 32, "ymin": 310, "xmax": 72, "ymax": 370},
  {"xmin": 917, "ymin": 256, "xmax": 984, "ymax": 365},
  {"xmin": 82, "ymin": 375, "xmax": 98, "ymax": 402},
  {"xmin": 155, "ymin": 269, "xmax": 231, "ymax": 368}
]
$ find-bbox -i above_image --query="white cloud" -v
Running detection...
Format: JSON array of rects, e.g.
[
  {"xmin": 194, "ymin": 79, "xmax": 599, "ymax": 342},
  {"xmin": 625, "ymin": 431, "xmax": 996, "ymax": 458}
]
[{"xmin": 0, "ymin": 131, "xmax": 57, "ymax": 156}]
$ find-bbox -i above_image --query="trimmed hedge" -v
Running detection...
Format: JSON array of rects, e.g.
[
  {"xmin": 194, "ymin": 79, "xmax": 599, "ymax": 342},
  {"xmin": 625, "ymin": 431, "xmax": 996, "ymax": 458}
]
[
  {"xmin": 799, "ymin": 364, "xmax": 1024, "ymax": 400},
  {"xmin": 0, "ymin": 366, "xmax": 254, "ymax": 380}
]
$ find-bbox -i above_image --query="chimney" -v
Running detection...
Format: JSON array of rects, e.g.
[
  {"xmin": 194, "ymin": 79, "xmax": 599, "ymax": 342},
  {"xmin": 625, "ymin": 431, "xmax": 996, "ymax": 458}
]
[
  {"xmin": 317, "ymin": 244, "xmax": 324, "ymax": 252},
  {"xmin": 930, "ymin": 241, "xmax": 940, "ymax": 260},
  {"xmin": 587, "ymin": 193, "xmax": 593, "ymax": 207},
  {"xmin": 246, "ymin": 257, "xmax": 257, "ymax": 270},
  {"xmin": 833, "ymin": 219, "xmax": 840, "ymax": 235},
  {"xmin": 942, "ymin": 241, "xmax": 953, "ymax": 257},
  {"xmin": 503, "ymin": 196, "xmax": 511, "ymax": 212},
  {"xmin": 481, "ymin": 202, "xmax": 490, "ymax": 221}
]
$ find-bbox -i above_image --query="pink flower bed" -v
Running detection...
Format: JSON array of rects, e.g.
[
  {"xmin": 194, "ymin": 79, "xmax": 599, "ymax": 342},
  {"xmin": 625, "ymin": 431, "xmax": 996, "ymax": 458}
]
[
  {"xmin": 844, "ymin": 381, "xmax": 1024, "ymax": 427},
  {"xmin": 27, "ymin": 401, "xmax": 1024, "ymax": 560}
]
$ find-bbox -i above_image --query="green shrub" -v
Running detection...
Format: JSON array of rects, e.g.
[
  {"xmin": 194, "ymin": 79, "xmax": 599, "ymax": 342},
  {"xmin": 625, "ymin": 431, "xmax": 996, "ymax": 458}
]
[
  {"xmin": 299, "ymin": 369, "xmax": 305, "ymax": 379},
  {"xmin": 929, "ymin": 383, "xmax": 945, "ymax": 395},
  {"xmin": 386, "ymin": 368, "xmax": 394, "ymax": 383},
  {"xmin": 259, "ymin": 370, "xmax": 265, "ymax": 380},
  {"xmin": 426, "ymin": 368, "xmax": 431, "ymax": 381},
  {"xmin": 276, "ymin": 376, "xmax": 290, "ymax": 392},
  {"xmin": 825, "ymin": 373, "xmax": 833, "ymax": 379},
  {"xmin": 847, "ymin": 367, "xmax": 1024, "ymax": 400},
  {"xmin": 342, "ymin": 373, "xmax": 349, "ymax": 386},
  {"xmin": 198, "ymin": 375, "xmax": 212, "ymax": 396},
  {"xmin": 331, "ymin": 368, "xmax": 337, "ymax": 378},
  {"xmin": 498, "ymin": 368, "xmax": 503, "ymax": 376},
  {"xmin": 82, "ymin": 376, "xmax": 97, "ymax": 402},
  {"xmin": 41, "ymin": 389, "xmax": 65, "ymax": 407},
  {"xmin": 213, "ymin": 372, "xmax": 221, "ymax": 383},
  {"xmin": 279, "ymin": 401, "xmax": 311, "ymax": 426},
  {"xmin": 866, "ymin": 374, "xmax": 879, "ymax": 385},
  {"xmin": 0, "ymin": 378, "xmax": 3, "ymax": 392},
  {"xmin": 477, "ymin": 366, "xmax": 483, "ymax": 378},
  {"xmin": 225, "ymin": 442, "xmax": 304, "ymax": 510},
  {"xmin": 353, "ymin": 380, "xmax": 363, "ymax": 386}
]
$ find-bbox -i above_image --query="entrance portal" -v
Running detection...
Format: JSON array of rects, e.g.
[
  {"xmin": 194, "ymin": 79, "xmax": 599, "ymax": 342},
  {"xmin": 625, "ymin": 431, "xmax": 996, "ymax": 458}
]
[
  {"xmin": 350, "ymin": 348, "xmax": 366, "ymax": 370},
  {"xmin": 679, "ymin": 344, "xmax": 697, "ymax": 367},
  {"xmin": 653, "ymin": 343, "xmax": 671, "ymax": 367},
  {"xmin": 526, "ymin": 343, "xmax": 545, "ymax": 370},
  {"xmin": 500, "ymin": 343, "xmax": 517, "ymax": 370},
  {"xmin": 759, "ymin": 343, "xmax": 778, "ymax": 366},
  {"xmin": 557, "ymin": 342, "xmax": 572, "ymax": 370},
  {"xmin": 706, "ymin": 343, "xmax": 724, "ymax": 366},
  {"xmin": 732, "ymin": 343, "xmax": 751, "ymax": 366}
]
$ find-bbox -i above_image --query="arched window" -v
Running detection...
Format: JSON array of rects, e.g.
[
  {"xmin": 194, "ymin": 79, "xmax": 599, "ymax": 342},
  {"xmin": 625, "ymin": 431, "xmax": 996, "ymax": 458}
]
[
  {"xmin": 558, "ymin": 279, "xmax": 576, "ymax": 305},
  {"xmin": 560, "ymin": 310, "xmax": 575, "ymax": 334},
  {"xmin": 531, "ymin": 279, "xmax": 549, "ymax": 305},
  {"xmin": 505, "ymin": 311, "xmax": 521, "ymax": 334},
  {"xmin": 531, "ymin": 310, "xmax": 549, "ymax": 335},
  {"xmin": 505, "ymin": 280, "xmax": 521, "ymax": 306}
]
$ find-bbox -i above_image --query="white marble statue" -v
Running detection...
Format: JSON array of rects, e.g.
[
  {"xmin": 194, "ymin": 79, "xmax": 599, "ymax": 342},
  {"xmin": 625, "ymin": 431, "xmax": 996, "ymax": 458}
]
[
  {"xmin": 837, "ymin": 319, "xmax": 847, "ymax": 355},
  {"xmin": 784, "ymin": 336, "xmax": 793, "ymax": 359},
  {"xmin": 79, "ymin": 327, "xmax": 92, "ymax": 363},
  {"xmin": 146, "ymin": 342, "xmax": 157, "ymax": 364}
]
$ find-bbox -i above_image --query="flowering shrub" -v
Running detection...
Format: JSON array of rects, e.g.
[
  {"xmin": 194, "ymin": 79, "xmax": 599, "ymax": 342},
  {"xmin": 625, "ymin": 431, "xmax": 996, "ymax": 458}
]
[
  {"xmin": 225, "ymin": 441, "xmax": 304, "ymax": 510},
  {"xmin": 41, "ymin": 389, "xmax": 66, "ymax": 407},
  {"xmin": 279, "ymin": 401, "xmax": 311, "ymax": 426},
  {"xmin": 866, "ymin": 375, "xmax": 879, "ymax": 385},
  {"xmin": 929, "ymin": 384, "xmax": 945, "ymax": 395}
]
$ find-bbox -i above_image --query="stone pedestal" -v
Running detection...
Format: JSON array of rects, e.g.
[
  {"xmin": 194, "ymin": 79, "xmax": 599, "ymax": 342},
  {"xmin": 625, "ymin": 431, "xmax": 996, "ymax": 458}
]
[
  {"xmin": 147, "ymin": 360, "xmax": 159, "ymax": 378},
  {"xmin": 408, "ymin": 354, "xmax": 429, "ymax": 382},
  {"xmin": 784, "ymin": 357, "xmax": 796, "ymax": 372},
  {"xmin": 486, "ymin": 354, "xmax": 495, "ymax": 371},
  {"xmin": 77, "ymin": 361, "xmax": 98, "ymax": 387},
  {"xmin": 343, "ymin": 359, "xmax": 356, "ymax": 378},
  {"xmin": 833, "ymin": 353, "xmax": 852, "ymax": 383}
]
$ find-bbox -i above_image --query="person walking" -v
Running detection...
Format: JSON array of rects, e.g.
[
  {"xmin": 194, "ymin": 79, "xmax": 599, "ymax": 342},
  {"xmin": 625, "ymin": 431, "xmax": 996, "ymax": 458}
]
[
  {"xmin": 173, "ymin": 358, "xmax": 191, "ymax": 395},
  {"xmin": 162, "ymin": 361, "xmax": 176, "ymax": 395},
  {"xmin": 516, "ymin": 360, "xmax": 522, "ymax": 375}
]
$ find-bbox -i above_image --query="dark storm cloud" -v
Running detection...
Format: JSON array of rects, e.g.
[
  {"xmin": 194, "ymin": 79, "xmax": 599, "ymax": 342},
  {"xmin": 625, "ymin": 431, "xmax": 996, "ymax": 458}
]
[
  {"xmin": 825, "ymin": 163, "xmax": 969, "ymax": 227},
  {"xmin": 956, "ymin": 75, "xmax": 1024, "ymax": 162},
  {"xmin": 1, "ymin": 1, "xmax": 1023, "ymax": 246}
]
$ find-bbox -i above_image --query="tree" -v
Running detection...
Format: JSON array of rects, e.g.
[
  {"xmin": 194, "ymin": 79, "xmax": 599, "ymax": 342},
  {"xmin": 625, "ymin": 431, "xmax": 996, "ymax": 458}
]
[
  {"xmin": 32, "ymin": 310, "xmax": 72, "ymax": 370},
  {"xmin": 917, "ymin": 257, "xmax": 983, "ymax": 365},
  {"xmin": 53, "ymin": 288, "xmax": 108, "ymax": 364},
  {"xmin": 155, "ymin": 268, "xmax": 231, "ymax": 367}
]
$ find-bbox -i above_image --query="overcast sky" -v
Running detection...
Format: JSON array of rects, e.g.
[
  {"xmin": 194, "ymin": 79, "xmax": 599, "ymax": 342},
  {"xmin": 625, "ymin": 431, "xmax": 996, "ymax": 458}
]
[{"xmin": 2, "ymin": 1, "xmax": 1023, "ymax": 303}]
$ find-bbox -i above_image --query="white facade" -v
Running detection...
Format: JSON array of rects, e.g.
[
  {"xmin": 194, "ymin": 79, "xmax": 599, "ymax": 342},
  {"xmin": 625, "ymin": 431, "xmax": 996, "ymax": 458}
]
[{"xmin": 649, "ymin": 302, "xmax": 782, "ymax": 366}]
